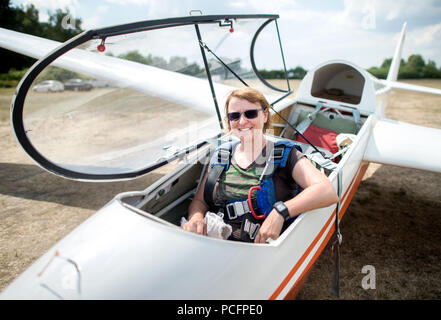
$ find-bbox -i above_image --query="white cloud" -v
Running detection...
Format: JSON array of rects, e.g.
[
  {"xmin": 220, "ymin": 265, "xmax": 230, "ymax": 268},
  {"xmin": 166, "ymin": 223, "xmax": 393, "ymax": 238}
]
[
  {"xmin": 97, "ymin": 5, "xmax": 109, "ymax": 14},
  {"xmin": 229, "ymin": 1, "xmax": 247, "ymax": 9},
  {"xmin": 410, "ymin": 22, "xmax": 441, "ymax": 46},
  {"xmin": 81, "ymin": 15, "xmax": 100, "ymax": 30},
  {"xmin": 81, "ymin": 5, "xmax": 109, "ymax": 29},
  {"xmin": 18, "ymin": 0, "xmax": 79, "ymax": 11},
  {"xmin": 403, "ymin": 22, "xmax": 441, "ymax": 65},
  {"xmin": 10, "ymin": 0, "xmax": 441, "ymax": 69},
  {"xmin": 274, "ymin": 6, "xmax": 403, "ymax": 69},
  {"xmin": 105, "ymin": 0, "xmax": 151, "ymax": 5}
]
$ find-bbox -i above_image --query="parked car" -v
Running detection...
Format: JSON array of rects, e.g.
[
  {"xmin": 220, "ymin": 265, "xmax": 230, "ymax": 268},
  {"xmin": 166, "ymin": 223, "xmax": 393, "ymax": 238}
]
[
  {"xmin": 32, "ymin": 80, "xmax": 64, "ymax": 92},
  {"xmin": 64, "ymin": 78, "xmax": 93, "ymax": 91}
]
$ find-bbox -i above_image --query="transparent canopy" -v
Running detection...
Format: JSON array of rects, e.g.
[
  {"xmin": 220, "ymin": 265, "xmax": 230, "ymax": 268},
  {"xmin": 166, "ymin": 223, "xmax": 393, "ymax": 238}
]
[{"xmin": 13, "ymin": 15, "xmax": 291, "ymax": 180}]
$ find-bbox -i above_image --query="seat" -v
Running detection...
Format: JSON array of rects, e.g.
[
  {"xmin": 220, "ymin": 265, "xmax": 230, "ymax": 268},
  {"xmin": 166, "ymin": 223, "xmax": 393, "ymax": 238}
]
[{"xmin": 279, "ymin": 103, "xmax": 360, "ymax": 156}]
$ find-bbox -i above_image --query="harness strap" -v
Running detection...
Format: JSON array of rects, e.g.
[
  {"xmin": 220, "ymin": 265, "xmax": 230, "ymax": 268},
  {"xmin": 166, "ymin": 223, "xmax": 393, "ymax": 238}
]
[
  {"xmin": 203, "ymin": 142, "xmax": 237, "ymax": 210},
  {"xmin": 225, "ymin": 199, "xmax": 250, "ymax": 220},
  {"xmin": 204, "ymin": 165, "xmax": 225, "ymax": 210},
  {"xmin": 352, "ymin": 108, "xmax": 361, "ymax": 132},
  {"xmin": 295, "ymin": 102, "xmax": 324, "ymax": 135},
  {"xmin": 204, "ymin": 140, "xmax": 299, "ymax": 222}
]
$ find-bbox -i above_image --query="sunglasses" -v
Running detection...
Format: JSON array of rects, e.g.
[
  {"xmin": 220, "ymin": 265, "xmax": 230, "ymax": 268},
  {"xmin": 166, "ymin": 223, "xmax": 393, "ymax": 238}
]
[{"xmin": 227, "ymin": 108, "xmax": 264, "ymax": 121}]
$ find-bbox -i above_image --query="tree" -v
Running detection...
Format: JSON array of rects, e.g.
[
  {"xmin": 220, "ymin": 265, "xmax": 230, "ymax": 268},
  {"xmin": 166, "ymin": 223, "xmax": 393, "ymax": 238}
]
[
  {"xmin": 37, "ymin": 66, "xmax": 80, "ymax": 82},
  {"xmin": 368, "ymin": 55, "xmax": 441, "ymax": 79},
  {"xmin": 400, "ymin": 54, "xmax": 425, "ymax": 79},
  {"xmin": 381, "ymin": 58, "xmax": 392, "ymax": 69},
  {"xmin": 0, "ymin": 2, "xmax": 83, "ymax": 73},
  {"xmin": 118, "ymin": 50, "xmax": 152, "ymax": 65},
  {"xmin": 288, "ymin": 66, "xmax": 307, "ymax": 79},
  {"xmin": 422, "ymin": 60, "xmax": 441, "ymax": 78},
  {"xmin": 367, "ymin": 66, "xmax": 388, "ymax": 79},
  {"xmin": 168, "ymin": 56, "xmax": 188, "ymax": 71},
  {"xmin": 407, "ymin": 54, "xmax": 425, "ymax": 69},
  {"xmin": 0, "ymin": 1, "xmax": 37, "ymax": 72},
  {"xmin": 42, "ymin": 8, "xmax": 83, "ymax": 42}
]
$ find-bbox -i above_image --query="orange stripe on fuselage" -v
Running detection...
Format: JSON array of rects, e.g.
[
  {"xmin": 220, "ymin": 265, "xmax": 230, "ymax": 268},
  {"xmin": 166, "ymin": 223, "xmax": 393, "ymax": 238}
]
[{"xmin": 269, "ymin": 163, "xmax": 369, "ymax": 300}]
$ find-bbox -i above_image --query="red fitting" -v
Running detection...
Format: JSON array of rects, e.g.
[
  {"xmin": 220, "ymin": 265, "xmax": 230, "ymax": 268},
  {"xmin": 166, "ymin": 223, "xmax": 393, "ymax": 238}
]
[
  {"xmin": 97, "ymin": 39, "xmax": 106, "ymax": 52},
  {"xmin": 248, "ymin": 186, "xmax": 266, "ymax": 220}
]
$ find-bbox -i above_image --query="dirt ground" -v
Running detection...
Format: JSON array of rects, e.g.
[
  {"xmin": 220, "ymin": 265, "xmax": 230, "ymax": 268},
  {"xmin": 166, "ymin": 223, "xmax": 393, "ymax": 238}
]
[
  {"xmin": 297, "ymin": 79, "xmax": 441, "ymax": 300},
  {"xmin": 1, "ymin": 79, "xmax": 441, "ymax": 299}
]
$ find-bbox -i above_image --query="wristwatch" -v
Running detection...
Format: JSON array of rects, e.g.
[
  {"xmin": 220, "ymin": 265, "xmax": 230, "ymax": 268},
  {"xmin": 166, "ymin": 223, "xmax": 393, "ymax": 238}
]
[{"xmin": 273, "ymin": 201, "xmax": 290, "ymax": 221}]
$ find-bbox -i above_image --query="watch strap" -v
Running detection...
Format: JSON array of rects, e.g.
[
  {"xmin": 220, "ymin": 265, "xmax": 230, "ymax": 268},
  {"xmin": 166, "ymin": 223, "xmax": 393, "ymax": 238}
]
[{"xmin": 273, "ymin": 201, "xmax": 290, "ymax": 221}]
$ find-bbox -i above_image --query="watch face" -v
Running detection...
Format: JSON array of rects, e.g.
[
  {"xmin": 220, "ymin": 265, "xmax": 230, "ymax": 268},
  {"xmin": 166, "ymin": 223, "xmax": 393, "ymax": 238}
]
[{"xmin": 274, "ymin": 202, "xmax": 289, "ymax": 220}]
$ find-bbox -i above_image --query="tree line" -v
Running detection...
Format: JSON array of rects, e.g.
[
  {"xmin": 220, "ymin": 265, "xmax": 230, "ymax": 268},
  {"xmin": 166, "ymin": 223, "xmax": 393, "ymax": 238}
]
[
  {"xmin": 0, "ymin": 0, "xmax": 83, "ymax": 86},
  {"xmin": 367, "ymin": 54, "xmax": 441, "ymax": 79},
  {"xmin": 258, "ymin": 55, "xmax": 441, "ymax": 80}
]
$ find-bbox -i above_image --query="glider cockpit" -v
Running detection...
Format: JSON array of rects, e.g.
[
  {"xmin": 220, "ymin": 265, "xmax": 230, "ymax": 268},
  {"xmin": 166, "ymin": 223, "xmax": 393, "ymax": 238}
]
[{"xmin": 10, "ymin": 14, "xmax": 368, "ymax": 235}]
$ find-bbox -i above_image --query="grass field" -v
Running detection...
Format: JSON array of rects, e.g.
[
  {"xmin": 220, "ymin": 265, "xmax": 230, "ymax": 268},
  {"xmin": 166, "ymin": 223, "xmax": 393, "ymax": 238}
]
[{"xmin": 1, "ymin": 79, "xmax": 440, "ymax": 299}]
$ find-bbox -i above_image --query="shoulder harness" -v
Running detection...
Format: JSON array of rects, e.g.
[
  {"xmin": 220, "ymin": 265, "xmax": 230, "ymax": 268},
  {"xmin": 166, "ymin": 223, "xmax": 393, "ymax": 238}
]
[{"xmin": 203, "ymin": 139, "xmax": 302, "ymax": 241}]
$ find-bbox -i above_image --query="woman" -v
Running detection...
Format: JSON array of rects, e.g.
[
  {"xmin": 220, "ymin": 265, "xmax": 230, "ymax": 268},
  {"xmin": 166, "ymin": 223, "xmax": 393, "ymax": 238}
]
[{"xmin": 183, "ymin": 87, "xmax": 338, "ymax": 243}]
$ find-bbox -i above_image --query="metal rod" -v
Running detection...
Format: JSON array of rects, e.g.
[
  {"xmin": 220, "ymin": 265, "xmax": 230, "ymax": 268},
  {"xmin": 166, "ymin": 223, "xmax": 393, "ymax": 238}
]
[
  {"xmin": 268, "ymin": 104, "xmax": 325, "ymax": 157},
  {"xmin": 195, "ymin": 24, "xmax": 224, "ymax": 130},
  {"xmin": 200, "ymin": 41, "xmax": 249, "ymax": 87},
  {"xmin": 275, "ymin": 20, "xmax": 291, "ymax": 91}
]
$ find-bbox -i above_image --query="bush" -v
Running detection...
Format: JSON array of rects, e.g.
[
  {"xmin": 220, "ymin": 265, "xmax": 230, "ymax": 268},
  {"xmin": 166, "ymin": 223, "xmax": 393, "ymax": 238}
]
[
  {"xmin": 0, "ymin": 68, "xmax": 28, "ymax": 87},
  {"xmin": 367, "ymin": 67, "xmax": 388, "ymax": 79},
  {"xmin": 0, "ymin": 79, "xmax": 19, "ymax": 88},
  {"xmin": 369, "ymin": 55, "xmax": 441, "ymax": 79}
]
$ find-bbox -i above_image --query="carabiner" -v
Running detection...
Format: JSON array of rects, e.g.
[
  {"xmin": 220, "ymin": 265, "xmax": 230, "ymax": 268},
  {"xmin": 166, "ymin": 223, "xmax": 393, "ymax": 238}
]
[{"xmin": 247, "ymin": 186, "xmax": 266, "ymax": 220}]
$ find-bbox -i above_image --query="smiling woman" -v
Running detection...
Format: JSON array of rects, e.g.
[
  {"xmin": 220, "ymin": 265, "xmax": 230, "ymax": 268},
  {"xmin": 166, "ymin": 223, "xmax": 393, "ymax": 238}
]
[{"xmin": 183, "ymin": 87, "xmax": 338, "ymax": 243}]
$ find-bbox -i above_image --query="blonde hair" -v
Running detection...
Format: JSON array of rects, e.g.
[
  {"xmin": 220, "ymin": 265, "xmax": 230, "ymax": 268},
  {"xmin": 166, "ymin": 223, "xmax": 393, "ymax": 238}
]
[{"xmin": 224, "ymin": 87, "xmax": 272, "ymax": 132}]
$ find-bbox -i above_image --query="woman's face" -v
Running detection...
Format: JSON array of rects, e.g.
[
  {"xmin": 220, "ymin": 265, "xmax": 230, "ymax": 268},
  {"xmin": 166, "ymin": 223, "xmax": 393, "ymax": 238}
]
[{"xmin": 227, "ymin": 96, "xmax": 268, "ymax": 142}]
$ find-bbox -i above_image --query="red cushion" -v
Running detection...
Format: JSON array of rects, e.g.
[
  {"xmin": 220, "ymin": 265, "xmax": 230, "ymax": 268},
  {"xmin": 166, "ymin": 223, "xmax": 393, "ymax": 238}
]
[{"xmin": 296, "ymin": 124, "xmax": 339, "ymax": 154}]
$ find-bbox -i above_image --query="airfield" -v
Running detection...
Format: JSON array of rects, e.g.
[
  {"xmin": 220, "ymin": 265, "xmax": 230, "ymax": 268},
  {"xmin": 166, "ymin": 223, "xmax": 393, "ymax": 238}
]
[{"xmin": 0, "ymin": 79, "xmax": 440, "ymax": 299}]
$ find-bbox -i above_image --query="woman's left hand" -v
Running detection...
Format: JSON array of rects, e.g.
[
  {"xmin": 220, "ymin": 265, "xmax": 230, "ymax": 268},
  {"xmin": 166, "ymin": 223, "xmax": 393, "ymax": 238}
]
[{"xmin": 254, "ymin": 210, "xmax": 284, "ymax": 243}]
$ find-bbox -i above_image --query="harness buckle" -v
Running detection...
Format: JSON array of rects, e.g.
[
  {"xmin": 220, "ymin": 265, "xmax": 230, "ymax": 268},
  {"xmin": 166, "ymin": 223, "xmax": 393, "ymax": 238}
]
[
  {"xmin": 217, "ymin": 148, "xmax": 230, "ymax": 165},
  {"xmin": 226, "ymin": 203, "xmax": 237, "ymax": 220},
  {"xmin": 243, "ymin": 219, "xmax": 261, "ymax": 240},
  {"xmin": 271, "ymin": 146, "xmax": 285, "ymax": 160},
  {"xmin": 226, "ymin": 201, "xmax": 249, "ymax": 220}
]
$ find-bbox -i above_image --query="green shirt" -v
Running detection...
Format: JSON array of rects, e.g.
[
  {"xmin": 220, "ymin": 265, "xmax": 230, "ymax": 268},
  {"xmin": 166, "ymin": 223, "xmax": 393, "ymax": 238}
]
[{"xmin": 214, "ymin": 143, "xmax": 304, "ymax": 206}]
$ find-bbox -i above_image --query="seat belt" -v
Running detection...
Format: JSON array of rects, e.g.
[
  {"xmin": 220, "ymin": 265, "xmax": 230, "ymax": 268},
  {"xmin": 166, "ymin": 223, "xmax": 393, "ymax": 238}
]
[
  {"xmin": 203, "ymin": 142, "xmax": 236, "ymax": 210},
  {"xmin": 204, "ymin": 141, "xmax": 293, "ymax": 218},
  {"xmin": 352, "ymin": 109, "xmax": 361, "ymax": 132},
  {"xmin": 295, "ymin": 102, "xmax": 324, "ymax": 135}
]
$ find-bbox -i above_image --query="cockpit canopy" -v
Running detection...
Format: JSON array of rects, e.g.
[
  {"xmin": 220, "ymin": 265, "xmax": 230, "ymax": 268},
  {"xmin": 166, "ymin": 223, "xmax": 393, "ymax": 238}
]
[{"xmin": 12, "ymin": 14, "xmax": 292, "ymax": 181}]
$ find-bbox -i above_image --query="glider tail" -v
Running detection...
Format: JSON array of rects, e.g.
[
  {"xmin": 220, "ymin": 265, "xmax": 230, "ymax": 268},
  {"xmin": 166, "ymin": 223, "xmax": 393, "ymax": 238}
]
[
  {"xmin": 387, "ymin": 22, "xmax": 407, "ymax": 82},
  {"xmin": 379, "ymin": 22, "xmax": 441, "ymax": 96}
]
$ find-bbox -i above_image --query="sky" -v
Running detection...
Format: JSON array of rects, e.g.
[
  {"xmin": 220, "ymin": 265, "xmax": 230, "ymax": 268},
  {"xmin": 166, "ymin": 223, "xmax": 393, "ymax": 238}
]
[{"xmin": 10, "ymin": 0, "xmax": 441, "ymax": 70}]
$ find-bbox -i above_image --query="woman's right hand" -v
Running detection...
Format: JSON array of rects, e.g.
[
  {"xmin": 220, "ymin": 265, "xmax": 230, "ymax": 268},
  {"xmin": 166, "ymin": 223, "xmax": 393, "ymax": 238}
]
[{"xmin": 182, "ymin": 213, "xmax": 207, "ymax": 236}]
